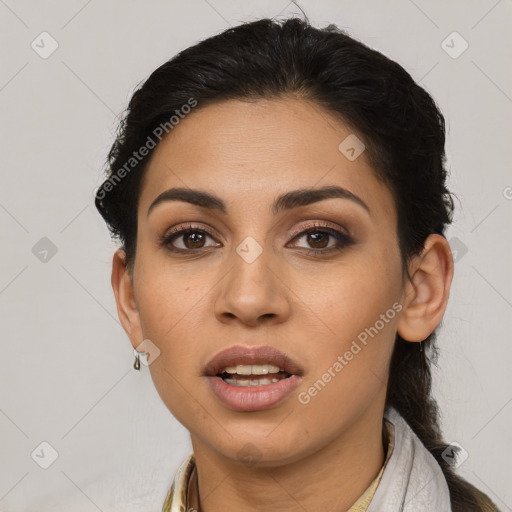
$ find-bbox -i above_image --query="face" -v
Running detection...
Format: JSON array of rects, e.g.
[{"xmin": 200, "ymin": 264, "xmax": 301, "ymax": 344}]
[{"xmin": 120, "ymin": 96, "xmax": 407, "ymax": 466}]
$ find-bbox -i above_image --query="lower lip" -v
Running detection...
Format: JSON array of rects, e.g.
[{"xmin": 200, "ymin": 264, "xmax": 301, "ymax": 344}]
[{"xmin": 206, "ymin": 375, "xmax": 302, "ymax": 412}]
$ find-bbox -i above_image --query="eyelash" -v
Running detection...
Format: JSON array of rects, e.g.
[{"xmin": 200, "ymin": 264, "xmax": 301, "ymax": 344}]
[{"xmin": 161, "ymin": 222, "xmax": 354, "ymax": 256}]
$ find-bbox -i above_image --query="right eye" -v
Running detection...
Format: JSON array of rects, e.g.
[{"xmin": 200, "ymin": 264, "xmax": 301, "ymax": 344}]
[{"xmin": 162, "ymin": 223, "xmax": 222, "ymax": 252}]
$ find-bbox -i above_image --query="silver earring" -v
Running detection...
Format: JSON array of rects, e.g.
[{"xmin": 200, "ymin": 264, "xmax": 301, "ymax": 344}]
[{"xmin": 133, "ymin": 352, "xmax": 141, "ymax": 370}]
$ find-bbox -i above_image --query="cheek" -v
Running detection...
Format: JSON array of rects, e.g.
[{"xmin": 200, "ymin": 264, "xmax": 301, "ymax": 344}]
[
  {"xmin": 292, "ymin": 247, "xmax": 401, "ymax": 340},
  {"xmin": 134, "ymin": 270, "xmax": 209, "ymax": 424},
  {"xmin": 294, "ymin": 311, "xmax": 397, "ymax": 446},
  {"xmin": 292, "ymin": 250, "xmax": 401, "ymax": 404},
  {"xmin": 132, "ymin": 259, "xmax": 213, "ymax": 405},
  {"xmin": 298, "ymin": 308, "xmax": 397, "ymax": 404},
  {"xmin": 134, "ymin": 248, "xmax": 208, "ymax": 338}
]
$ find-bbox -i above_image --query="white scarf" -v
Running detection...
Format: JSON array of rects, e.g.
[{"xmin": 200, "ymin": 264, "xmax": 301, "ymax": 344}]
[{"xmin": 367, "ymin": 406, "xmax": 452, "ymax": 511}]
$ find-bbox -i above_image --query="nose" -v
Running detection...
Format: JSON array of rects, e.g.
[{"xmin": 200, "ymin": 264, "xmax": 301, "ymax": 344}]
[{"xmin": 213, "ymin": 243, "xmax": 292, "ymax": 327}]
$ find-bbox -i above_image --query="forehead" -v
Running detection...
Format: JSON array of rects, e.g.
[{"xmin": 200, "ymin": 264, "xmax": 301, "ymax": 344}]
[{"xmin": 138, "ymin": 97, "xmax": 396, "ymax": 223}]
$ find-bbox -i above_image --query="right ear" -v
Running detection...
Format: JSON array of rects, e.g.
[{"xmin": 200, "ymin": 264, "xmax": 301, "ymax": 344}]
[{"xmin": 111, "ymin": 249, "xmax": 143, "ymax": 349}]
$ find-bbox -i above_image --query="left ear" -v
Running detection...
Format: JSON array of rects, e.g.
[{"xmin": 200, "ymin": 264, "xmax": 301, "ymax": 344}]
[{"xmin": 397, "ymin": 234, "xmax": 454, "ymax": 342}]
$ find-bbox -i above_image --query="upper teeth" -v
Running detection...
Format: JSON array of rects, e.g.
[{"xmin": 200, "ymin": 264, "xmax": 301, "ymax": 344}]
[{"xmin": 222, "ymin": 364, "xmax": 282, "ymax": 375}]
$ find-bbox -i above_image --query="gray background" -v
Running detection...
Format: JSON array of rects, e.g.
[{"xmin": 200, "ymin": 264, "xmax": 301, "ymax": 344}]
[{"xmin": 1, "ymin": 1, "xmax": 511, "ymax": 510}]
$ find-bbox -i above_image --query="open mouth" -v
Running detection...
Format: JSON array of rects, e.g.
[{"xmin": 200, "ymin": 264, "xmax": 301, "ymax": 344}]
[
  {"xmin": 205, "ymin": 349, "xmax": 303, "ymax": 411},
  {"xmin": 217, "ymin": 365, "xmax": 293, "ymax": 387}
]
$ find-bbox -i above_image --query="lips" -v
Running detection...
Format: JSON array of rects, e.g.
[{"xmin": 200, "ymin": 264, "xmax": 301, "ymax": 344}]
[
  {"xmin": 204, "ymin": 345, "xmax": 304, "ymax": 378},
  {"xmin": 203, "ymin": 345, "xmax": 305, "ymax": 411}
]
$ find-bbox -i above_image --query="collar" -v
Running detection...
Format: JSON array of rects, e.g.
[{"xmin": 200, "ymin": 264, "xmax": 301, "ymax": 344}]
[{"xmin": 366, "ymin": 406, "xmax": 452, "ymax": 511}]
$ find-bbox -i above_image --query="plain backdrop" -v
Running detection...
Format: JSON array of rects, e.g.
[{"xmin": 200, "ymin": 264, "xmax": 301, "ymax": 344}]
[{"xmin": 1, "ymin": 1, "xmax": 511, "ymax": 511}]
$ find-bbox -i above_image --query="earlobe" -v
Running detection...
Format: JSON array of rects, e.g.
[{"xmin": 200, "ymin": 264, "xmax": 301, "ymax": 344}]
[
  {"xmin": 397, "ymin": 234, "xmax": 454, "ymax": 343},
  {"xmin": 111, "ymin": 249, "xmax": 143, "ymax": 348}
]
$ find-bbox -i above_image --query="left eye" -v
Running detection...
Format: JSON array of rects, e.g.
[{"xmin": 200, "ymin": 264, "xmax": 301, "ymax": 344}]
[{"xmin": 290, "ymin": 227, "xmax": 352, "ymax": 251}]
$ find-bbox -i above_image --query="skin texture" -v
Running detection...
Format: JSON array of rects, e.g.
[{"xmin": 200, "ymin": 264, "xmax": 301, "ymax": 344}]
[{"xmin": 111, "ymin": 96, "xmax": 454, "ymax": 512}]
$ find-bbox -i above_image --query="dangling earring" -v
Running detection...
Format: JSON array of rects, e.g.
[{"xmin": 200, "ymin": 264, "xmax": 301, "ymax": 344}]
[
  {"xmin": 419, "ymin": 340, "xmax": 423, "ymax": 352},
  {"xmin": 133, "ymin": 352, "xmax": 141, "ymax": 370}
]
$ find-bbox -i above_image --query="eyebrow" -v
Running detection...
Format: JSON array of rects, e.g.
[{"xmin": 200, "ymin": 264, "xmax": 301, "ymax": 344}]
[{"xmin": 147, "ymin": 185, "xmax": 370, "ymax": 217}]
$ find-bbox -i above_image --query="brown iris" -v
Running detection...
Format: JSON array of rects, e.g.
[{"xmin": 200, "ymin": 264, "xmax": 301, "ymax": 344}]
[
  {"xmin": 306, "ymin": 231, "xmax": 329, "ymax": 249},
  {"xmin": 183, "ymin": 231, "xmax": 206, "ymax": 249}
]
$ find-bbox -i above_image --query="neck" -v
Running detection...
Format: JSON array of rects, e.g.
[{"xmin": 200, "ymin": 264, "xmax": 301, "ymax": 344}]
[{"xmin": 188, "ymin": 404, "xmax": 387, "ymax": 512}]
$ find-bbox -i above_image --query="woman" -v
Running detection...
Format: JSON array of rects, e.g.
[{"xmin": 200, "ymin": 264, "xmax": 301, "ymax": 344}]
[{"xmin": 95, "ymin": 17, "xmax": 499, "ymax": 512}]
